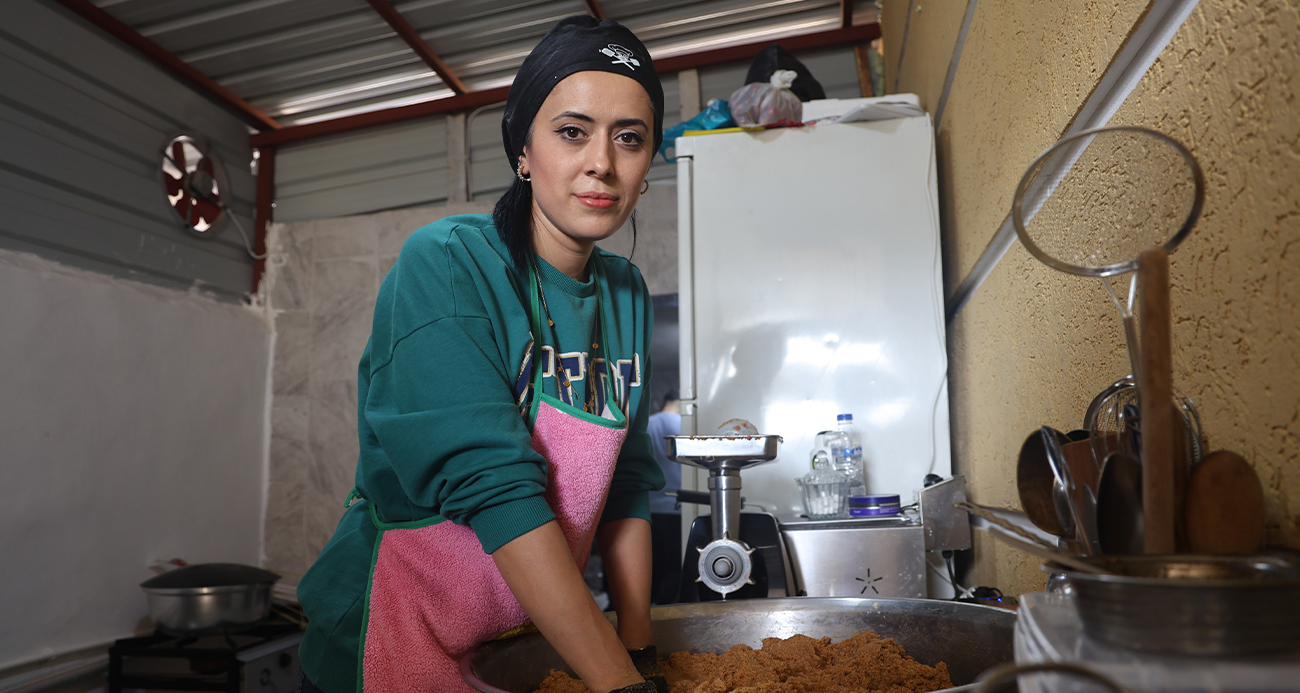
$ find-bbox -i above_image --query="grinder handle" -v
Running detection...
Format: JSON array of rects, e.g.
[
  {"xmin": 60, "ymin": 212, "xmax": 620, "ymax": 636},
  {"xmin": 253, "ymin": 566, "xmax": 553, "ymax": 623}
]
[
  {"xmin": 672, "ymin": 490, "xmax": 711, "ymax": 506},
  {"xmin": 670, "ymin": 490, "xmax": 745, "ymax": 509}
]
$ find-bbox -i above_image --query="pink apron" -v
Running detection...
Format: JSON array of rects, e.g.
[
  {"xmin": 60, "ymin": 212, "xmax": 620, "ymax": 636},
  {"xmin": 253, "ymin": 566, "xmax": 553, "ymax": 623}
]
[{"xmin": 356, "ymin": 262, "xmax": 628, "ymax": 693}]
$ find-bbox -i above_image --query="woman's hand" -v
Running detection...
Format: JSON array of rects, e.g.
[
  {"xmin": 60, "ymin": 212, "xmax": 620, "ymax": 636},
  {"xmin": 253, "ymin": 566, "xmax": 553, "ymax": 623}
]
[{"xmin": 492, "ymin": 521, "xmax": 643, "ymax": 693}]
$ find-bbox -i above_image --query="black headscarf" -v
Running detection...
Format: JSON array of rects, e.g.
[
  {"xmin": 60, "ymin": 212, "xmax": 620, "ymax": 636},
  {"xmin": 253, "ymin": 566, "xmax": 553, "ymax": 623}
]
[
  {"xmin": 494, "ymin": 15, "xmax": 664, "ymax": 271},
  {"xmin": 501, "ymin": 15, "xmax": 665, "ymax": 168}
]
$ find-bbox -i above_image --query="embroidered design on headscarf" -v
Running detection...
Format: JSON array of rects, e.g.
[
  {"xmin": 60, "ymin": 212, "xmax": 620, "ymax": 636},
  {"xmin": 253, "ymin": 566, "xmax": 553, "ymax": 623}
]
[{"xmin": 600, "ymin": 44, "xmax": 640, "ymax": 70}]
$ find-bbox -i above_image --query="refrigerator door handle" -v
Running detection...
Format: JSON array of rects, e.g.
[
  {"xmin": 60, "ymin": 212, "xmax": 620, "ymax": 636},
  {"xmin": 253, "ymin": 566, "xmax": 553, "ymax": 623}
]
[
  {"xmin": 675, "ymin": 153, "xmax": 705, "ymax": 555},
  {"xmin": 676, "ymin": 154, "xmax": 695, "ymax": 410}
]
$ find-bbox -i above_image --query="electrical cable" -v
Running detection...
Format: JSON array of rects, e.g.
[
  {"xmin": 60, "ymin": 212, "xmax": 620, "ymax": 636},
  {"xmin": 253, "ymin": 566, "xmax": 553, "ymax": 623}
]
[
  {"xmin": 921, "ymin": 126, "xmax": 948, "ymax": 478},
  {"xmin": 925, "ymin": 552, "xmax": 973, "ymax": 600},
  {"xmin": 944, "ymin": 550, "xmax": 959, "ymax": 599},
  {"xmin": 223, "ymin": 208, "xmax": 267, "ymax": 260},
  {"xmin": 464, "ymin": 102, "xmax": 508, "ymax": 198}
]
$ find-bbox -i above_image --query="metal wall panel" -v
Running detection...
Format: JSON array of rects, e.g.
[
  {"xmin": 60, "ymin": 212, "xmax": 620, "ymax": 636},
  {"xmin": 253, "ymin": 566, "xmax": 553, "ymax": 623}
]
[
  {"xmin": 0, "ymin": 0, "xmax": 257, "ymax": 300},
  {"xmin": 275, "ymin": 117, "xmax": 449, "ymax": 221},
  {"xmin": 468, "ymin": 104, "xmax": 511, "ymax": 201},
  {"xmin": 795, "ymin": 46, "xmax": 866, "ymax": 99}
]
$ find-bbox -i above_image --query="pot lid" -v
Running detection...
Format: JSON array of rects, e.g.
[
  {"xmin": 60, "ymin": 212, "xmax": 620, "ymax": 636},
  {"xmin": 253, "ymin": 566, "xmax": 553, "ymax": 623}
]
[{"xmin": 141, "ymin": 563, "xmax": 280, "ymax": 589}]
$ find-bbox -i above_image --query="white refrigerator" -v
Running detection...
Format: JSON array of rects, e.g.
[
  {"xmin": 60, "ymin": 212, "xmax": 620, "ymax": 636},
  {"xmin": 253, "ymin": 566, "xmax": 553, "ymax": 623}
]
[{"xmin": 675, "ymin": 114, "xmax": 952, "ymax": 541}]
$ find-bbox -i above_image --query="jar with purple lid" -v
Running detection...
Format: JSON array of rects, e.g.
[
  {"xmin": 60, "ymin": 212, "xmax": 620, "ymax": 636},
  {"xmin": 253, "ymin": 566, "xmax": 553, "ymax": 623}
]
[{"xmin": 848, "ymin": 494, "xmax": 900, "ymax": 517}]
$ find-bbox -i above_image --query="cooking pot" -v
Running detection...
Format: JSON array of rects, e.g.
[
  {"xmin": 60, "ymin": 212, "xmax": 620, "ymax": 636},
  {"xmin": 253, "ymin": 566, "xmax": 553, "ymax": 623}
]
[
  {"xmin": 461, "ymin": 597, "xmax": 1016, "ymax": 693},
  {"xmin": 140, "ymin": 563, "xmax": 280, "ymax": 635},
  {"xmin": 1056, "ymin": 554, "xmax": 1300, "ymax": 656}
]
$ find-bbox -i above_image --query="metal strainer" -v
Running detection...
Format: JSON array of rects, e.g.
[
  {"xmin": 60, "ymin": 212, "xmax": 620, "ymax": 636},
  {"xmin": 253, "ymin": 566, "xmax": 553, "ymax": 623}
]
[
  {"xmin": 1012, "ymin": 126, "xmax": 1203, "ymax": 277},
  {"xmin": 1011, "ymin": 125, "xmax": 1205, "ymax": 384},
  {"xmin": 1085, "ymin": 375, "xmax": 1205, "ymax": 468}
]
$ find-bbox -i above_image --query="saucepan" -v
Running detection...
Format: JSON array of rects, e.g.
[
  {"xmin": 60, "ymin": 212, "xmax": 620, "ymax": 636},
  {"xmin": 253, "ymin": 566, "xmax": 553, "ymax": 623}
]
[
  {"xmin": 140, "ymin": 563, "xmax": 281, "ymax": 635},
  {"xmin": 461, "ymin": 598, "xmax": 1016, "ymax": 693}
]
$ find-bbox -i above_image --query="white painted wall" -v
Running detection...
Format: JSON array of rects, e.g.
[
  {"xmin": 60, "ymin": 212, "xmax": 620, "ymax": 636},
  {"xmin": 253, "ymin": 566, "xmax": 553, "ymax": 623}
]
[{"xmin": 0, "ymin": 249, "xmax": 271, "ymax": 669}]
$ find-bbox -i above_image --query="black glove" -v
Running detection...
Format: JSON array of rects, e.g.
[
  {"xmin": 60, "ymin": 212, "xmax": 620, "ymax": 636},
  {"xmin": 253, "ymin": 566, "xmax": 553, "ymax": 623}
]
[
  {"xmin": 628, "ymin": 646, "xmax": 668, "ymax": 693},
  {"xmin": 609, "ymin": 683, "xmax": 657, "ymax": 693}
]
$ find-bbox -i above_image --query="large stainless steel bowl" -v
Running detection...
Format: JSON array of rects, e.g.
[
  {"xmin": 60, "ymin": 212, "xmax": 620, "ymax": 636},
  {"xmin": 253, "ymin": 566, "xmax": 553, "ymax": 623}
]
[{"xmin": 462, "ymin": 598, "xmax": 1016, "ymax": 693}]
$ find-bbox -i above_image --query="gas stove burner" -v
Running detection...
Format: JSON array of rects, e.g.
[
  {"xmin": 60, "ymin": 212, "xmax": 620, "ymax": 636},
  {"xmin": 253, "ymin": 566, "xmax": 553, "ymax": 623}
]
[{"xmin": 108, "ymin": 616, "xmax": 302, "ymax": 693}]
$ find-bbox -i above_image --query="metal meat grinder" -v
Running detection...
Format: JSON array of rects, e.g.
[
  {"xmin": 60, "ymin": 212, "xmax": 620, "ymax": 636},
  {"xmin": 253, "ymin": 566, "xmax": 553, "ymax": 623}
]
[{"xmin": 665, "ymin": 434, "xmax": 787, "ymax": 599}]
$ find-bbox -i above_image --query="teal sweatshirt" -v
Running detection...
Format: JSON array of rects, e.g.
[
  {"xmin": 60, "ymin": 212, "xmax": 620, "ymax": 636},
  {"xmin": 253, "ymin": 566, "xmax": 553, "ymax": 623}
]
[{"xmin": 296, "ymin": 214, "xmax": 664, "ymax": 692}]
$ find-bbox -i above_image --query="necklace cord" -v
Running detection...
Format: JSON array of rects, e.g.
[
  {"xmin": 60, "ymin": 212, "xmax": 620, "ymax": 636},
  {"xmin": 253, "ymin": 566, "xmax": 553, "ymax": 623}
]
[{"xmin": 529, "ymin": 257, "xmax": 617, "ymax": 415}]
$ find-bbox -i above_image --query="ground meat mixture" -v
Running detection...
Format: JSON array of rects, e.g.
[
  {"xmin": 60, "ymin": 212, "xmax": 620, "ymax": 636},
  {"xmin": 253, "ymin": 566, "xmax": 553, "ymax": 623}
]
[{"xmin": 535, "ymin": 630, "xmax": 953, "ymax": 693}]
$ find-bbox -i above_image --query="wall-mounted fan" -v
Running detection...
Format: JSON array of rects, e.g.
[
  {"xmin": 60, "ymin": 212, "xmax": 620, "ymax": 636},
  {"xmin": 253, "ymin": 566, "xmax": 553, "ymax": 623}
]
[
  {"xmin": 161, "ymin": 135, "xmax": 226, "ymax": 237},
  {"xmin": 159, "ymin": 135, "xmax": 263, "ymax": 258}
]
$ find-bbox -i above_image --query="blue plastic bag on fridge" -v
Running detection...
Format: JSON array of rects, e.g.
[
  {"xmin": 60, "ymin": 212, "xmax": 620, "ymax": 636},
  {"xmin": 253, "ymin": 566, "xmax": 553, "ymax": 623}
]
[{"xmin": 658, "ymin": 99, "xmax": 735, "ymax": 163}]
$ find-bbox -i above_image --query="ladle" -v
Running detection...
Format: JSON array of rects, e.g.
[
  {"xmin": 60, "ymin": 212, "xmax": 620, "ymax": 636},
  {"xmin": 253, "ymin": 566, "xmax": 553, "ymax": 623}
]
[
  {"xmin": 1016, "ymin": 429, "xmax": 1070, "ymax": 537},
  {"xmin": 1097, "ymin": 452, "xmax": 1144, "ymax": 555},
  {"xmin": 1043, "ymin": 427, "xmax": 1098, "ymax": 555}
]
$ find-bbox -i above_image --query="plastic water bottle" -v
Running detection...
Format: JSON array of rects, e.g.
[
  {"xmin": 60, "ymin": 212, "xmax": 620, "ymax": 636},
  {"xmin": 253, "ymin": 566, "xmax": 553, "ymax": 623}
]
[{"xmin": 829, "ymin": 414, "xmax": 866, "ymax": 496}]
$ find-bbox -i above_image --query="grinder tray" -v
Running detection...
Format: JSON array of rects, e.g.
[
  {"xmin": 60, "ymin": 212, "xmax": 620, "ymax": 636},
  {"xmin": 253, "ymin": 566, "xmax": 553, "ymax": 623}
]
[{"xmin": 666, "ymin": 435, "xmax": 781, "ymax": 469}]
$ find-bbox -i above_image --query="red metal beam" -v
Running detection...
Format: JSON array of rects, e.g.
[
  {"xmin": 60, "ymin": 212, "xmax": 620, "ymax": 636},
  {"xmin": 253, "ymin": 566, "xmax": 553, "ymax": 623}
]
[
  {"xmin": 583, "ymin": 0, "xmax": 607, "ymax": 20},
  {"xmin": 250, "ymin": 22, "xmax": 881, "ymax": 147},
  {"xmin": 841, "ymin": 0, "xmax": 854, "ymax": 28},
  {"xmin": 366, "ymin": 0, "xmax": 469, "ymax": 95},
  {"xmin": 51, "ymin": 0, "xmax": 281, "ymax": 131},
  {"xmin": 252, "ymin": 147, "xmax": 275, "ymax": 294}
]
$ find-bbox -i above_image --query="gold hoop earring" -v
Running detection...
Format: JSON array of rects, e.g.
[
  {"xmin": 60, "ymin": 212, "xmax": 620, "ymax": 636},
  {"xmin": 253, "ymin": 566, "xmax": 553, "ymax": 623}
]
[
  {"xmin": 640, "ymin": 180, "xmax": 649, "ymax": 195},
  {"xmin": 516, "ymin": 160, "xmax": 530, "ymax": 183}
]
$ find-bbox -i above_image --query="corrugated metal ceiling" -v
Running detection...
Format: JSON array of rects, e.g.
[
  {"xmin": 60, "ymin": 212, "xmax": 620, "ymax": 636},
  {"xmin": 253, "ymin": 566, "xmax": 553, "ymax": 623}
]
[{"xmin": 91, "ymin": 0, "xmax": 878, "ymax": 127}]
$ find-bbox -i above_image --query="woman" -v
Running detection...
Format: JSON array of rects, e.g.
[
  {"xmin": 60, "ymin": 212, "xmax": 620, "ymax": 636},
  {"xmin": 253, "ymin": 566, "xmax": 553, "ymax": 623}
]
[{"xmin": 295, "ymin": 16, "xmax": 668, "ymax": 693}]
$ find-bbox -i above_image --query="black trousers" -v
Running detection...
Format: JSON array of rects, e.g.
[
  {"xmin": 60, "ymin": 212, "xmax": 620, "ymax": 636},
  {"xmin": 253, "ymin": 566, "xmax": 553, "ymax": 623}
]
[{"xmin": 650, "ymin": 513, "xmax": 682, "ymax": 605}]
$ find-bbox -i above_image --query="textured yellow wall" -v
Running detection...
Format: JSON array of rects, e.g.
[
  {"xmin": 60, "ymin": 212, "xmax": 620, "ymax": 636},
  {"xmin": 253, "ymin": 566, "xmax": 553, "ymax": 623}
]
[{"xmin": 892, "ymin": 0, "xmax": 1300, "ymax": 596}]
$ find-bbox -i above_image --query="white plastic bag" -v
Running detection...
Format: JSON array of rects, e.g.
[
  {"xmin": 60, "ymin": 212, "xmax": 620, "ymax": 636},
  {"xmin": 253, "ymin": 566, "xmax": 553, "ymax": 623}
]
[{"xmin": 728, "ymin": 70, "xmax": 802, "ymax": 127}]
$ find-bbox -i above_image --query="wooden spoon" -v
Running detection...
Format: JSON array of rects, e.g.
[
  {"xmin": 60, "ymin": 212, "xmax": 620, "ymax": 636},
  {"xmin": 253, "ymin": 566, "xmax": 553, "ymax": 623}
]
[
  {"xmin": 1185, "ymin": 450, "xmax": 1266, "ymax": 554},
  {"xmin": 1139, "ymin": 246, "xmax": 1175, "ymax": 554}
]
